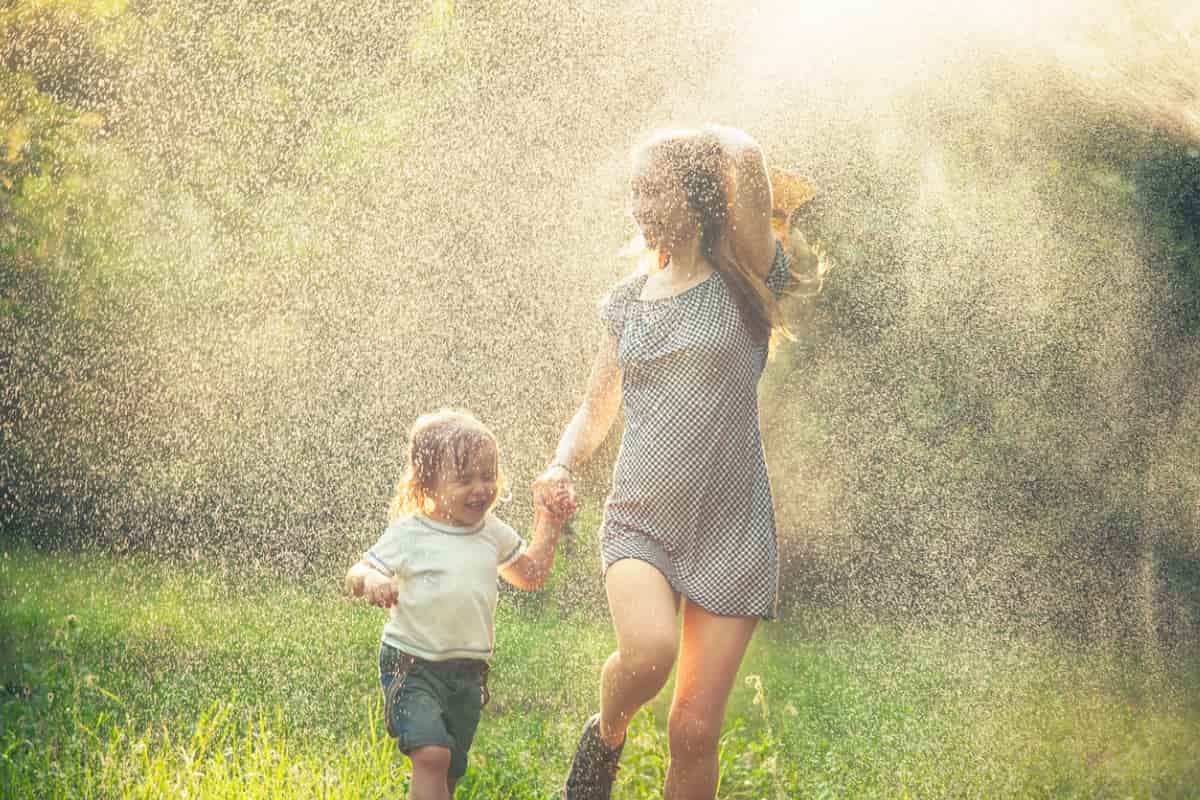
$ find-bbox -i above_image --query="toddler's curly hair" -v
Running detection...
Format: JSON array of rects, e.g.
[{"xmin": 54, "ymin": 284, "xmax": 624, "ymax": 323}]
[{"xmin": 389, "ymin": 409, "xmax": 504, "ymax": 519}]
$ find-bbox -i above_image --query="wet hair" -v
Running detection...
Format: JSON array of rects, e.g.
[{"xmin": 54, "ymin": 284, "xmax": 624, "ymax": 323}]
[
  {"xmin": 635, "ymin": 127, "xmax": 786, "ymax": 343},
  {"xmin": 388, "ymin": 409, "xmax": 504, "ymax": 520}
]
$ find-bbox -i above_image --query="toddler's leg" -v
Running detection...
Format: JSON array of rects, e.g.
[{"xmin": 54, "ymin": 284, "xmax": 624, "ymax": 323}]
[{"xmin": 408, "ymin": 746, "xmax": 452, "ymax": 800}]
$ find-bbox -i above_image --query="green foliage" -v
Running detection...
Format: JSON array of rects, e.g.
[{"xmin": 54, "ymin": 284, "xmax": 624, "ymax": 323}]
[
  {"xmin": 2, "ymin": 547, "xmax": 1198, "ymax": 798},
  {"xmin": 762, "ymin": 73, "xmax": 1200, "ymax": 640},
  {"xmin": 2, "ymin": 0, "xmax": 1198, "ymax": 650},
  {"xmin": 0, "ymin": 0, "xmax": 473, "ymax": 553}
]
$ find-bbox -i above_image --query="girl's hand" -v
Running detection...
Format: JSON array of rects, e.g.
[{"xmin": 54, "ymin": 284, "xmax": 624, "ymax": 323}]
[
  {"xmin": 535, "ymin": 488, "xmax": 578, "ymax": 521},
  {"xmin": 362, "ymin": 571, "xmax": 398, "ymax": 609}
]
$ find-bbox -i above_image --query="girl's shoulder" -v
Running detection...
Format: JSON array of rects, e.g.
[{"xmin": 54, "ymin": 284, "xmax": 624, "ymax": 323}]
[
  {"xmin": 601, "ymin": 274, "xmax": 645, "ymax": 305},
  {"xmin": 599, "ymin": 274, "xmax": 647, "ymax": 336}
]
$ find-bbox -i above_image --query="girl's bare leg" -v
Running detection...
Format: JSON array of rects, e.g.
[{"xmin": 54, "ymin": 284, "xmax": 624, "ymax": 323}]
[
  {"xmin": 598, "ymin": 559, "xmax": 681, "ymax": 747},
  {"xmin": 663, "ymin": 603, "xmax": 758, "ymax": 800}
]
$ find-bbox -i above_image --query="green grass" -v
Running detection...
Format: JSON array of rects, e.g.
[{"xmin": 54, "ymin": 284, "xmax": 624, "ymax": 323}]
[{"xmin": 2, "ymin": 545, "xmax": 1198, "ymax": 799}]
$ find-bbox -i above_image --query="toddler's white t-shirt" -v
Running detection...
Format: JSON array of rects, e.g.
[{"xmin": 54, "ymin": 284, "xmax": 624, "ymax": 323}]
[{"xmin": 365, "ymin": 512, "xmax": 526, "ymax": 661}]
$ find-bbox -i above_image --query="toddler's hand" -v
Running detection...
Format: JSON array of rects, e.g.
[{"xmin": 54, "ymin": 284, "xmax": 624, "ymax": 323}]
[{"xmin": 363, "ymin": 571, "xmax": 398, "ymax": 609}]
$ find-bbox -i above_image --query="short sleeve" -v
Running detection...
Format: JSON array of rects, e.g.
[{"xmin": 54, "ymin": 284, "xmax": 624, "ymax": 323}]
[
  {"xmin": 765, "ymin": 239, "xmax": 792, "ymax": 300},
  {"xmin": 490, "ymin": 518, "xmax": 527, "ymax": 568},
  {"xmin": 599, "ymin": 280, "xmax": 638, "ymax": 338},
  {"xmin": 365, "ymin": 519, "xmax": 409, "ymax": 578}
]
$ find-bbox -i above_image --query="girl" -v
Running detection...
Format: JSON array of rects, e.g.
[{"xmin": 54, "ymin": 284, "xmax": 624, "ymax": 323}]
[
  {"xmin": 347, "ymin": 408, "xmax": 574, "ymax": 800},
  {"xmin": 533, "ymin": 125, "xmax": 818, "ymax": 800}
]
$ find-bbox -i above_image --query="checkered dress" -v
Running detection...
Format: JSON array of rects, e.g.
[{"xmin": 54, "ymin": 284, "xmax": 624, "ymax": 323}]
[{"xmin": 598, "ymin": 240, "xmax": 791, "ymax": 620}]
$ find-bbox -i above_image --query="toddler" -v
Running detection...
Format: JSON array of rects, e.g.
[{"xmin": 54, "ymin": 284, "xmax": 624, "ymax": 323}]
[{"xmin": 345, "ymin": 409, "xmax": 573, "ymax": 799}]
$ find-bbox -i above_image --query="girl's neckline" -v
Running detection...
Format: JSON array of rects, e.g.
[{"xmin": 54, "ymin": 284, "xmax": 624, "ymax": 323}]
[{"xmin": 634, "ymin": 269, "xmax": 717, "ymax": 304}]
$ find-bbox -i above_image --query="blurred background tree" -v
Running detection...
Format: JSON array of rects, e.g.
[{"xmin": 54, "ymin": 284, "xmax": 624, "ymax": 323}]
[{"xmin": 2, "ymin": 0, "xmax": 1197, "ymax": 646}]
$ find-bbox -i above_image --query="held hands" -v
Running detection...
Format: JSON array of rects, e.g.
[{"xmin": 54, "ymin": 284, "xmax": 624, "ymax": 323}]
[{"xmin": 532, "ymin": 464, "xmax": 578, "ymax": 522}]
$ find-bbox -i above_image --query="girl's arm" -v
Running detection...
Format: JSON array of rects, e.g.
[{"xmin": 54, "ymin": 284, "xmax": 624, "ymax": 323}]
[
  {"xmin": 710, "ymin": 125, "xmax": 776, "ymax": 281},
  {"xmin": 538, "ymin": 331, "xmax": 623, "ymax": 491},
  {"xmin": 344, "ymin": 560, "xmax": 397, "ymax": 608},
  {"xmin": 499, "ymin": 507, "xmax": 570, "ymax": 592}
]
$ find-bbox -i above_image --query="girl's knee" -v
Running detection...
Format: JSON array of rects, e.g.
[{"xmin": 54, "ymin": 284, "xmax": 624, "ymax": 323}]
[
  {"xmin": 618, "ymin": 636, "xmax": 676, "ymax": 685},
  {"xmin": 667, "ymin": 703, "xmax": 721, "ymax": 758},
  {"xmin": 409, "ymin": 745, "xmax": 452, "ymax": 774}
]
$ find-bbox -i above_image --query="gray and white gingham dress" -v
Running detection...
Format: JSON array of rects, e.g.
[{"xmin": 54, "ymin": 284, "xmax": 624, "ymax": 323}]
[{"xmin": 599, "ymin": 240, "xmax": 791, "ymax": 620}]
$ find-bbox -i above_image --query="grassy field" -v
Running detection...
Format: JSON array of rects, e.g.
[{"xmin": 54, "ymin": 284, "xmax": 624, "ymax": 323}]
[{"xmin": 2, "ymin": 543, "xmax": 1198, "ymax": 799}]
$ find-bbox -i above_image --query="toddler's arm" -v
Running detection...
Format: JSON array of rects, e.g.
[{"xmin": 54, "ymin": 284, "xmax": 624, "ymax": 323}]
[{"xmin": 500, "ymin": 498, "xmax": 576, "ymax": 592}]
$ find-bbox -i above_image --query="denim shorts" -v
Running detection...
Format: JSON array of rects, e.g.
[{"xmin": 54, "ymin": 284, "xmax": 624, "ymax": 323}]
[{"xmin": 379, "ymin": 643, "xmax": 487, "ymax": 779}]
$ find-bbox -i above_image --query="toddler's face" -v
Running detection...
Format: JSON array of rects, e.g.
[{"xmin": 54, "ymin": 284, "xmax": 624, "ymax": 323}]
[{"xmin": 426, "ymin": 447, "xmax": 499, "ymax": 528}]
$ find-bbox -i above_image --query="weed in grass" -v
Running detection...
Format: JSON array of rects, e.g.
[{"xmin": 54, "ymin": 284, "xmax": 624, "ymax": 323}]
[{"xmin": 741, "ymin": 673, "xmax": 787, "ymax": 800}]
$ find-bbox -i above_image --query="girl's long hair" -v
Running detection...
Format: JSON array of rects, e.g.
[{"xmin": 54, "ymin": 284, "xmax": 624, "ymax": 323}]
[
  {"xmin": 637, "ymin": 127, "xmax": 786, "ymax": 344},
  {"xmin": 388, "ymin": 409, "xmax": 504, "ymax": 520}
]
